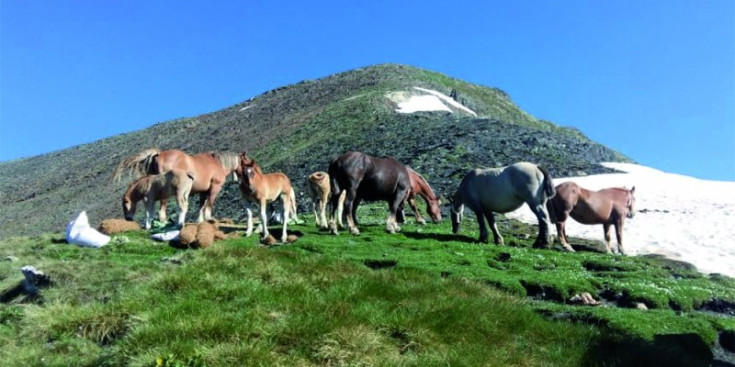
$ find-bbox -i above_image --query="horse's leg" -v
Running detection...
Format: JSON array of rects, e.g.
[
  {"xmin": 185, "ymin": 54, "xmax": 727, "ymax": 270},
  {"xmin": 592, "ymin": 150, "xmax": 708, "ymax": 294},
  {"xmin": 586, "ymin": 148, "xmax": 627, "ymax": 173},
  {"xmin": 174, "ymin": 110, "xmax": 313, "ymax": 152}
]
[
  {"xmin": 530, "ymin": 203, "xmax": 553, "ymax": 248},
  {"xmin": 144, "ymin": 198, "xmax": 154, "ymax": 230},
  {"xmin": 328, "ymin": 190, "xmax": 342, "ymax": 235},
  {"xmin": 345, "ymin": 188, "xmax": 360, "ymax": 235},
  {"xmin": 159, "ymin": 199, "xmax": 168, "ymax": 224},
  {"xmin": 484, "ymin": 210, "xmax": 503, "ymax": 245},
  {"xmin": 281, "ymin": 195, "xmax": 290, "ymax": 243},
  {"xmin": 318, "ymin": 195, "xmax": 328, "ymax": 229},
  {"xmin": 259, "ymin": 199, "xmax": 270, "ymax": 239},
  {"xmin": 474, "ymin": 207, "xmax": 489, "ymax": 243},
  {"xmin": 205, "ymin": 183, "xmax": 223, "ymax": 222},
  {"xmin": 396, "ymin": 200, "xmax": 406, "ymax": 225},
  {"xmin": 615, "ymin": 219, "xmax": 626, "ymax": 255},
  {"xmin": 244, "ymin": 201, "xmax": 254, "ymax": 237},
  {"xmin": 386, "ymin": 194, "xmax": 404, "ymax": 234},
  {"xmin": 409, "ymin": 197, "xmax": 425, "ymax": 225},
  {"xmin": 352, "ymin": 197, "xmax": 362, "ymax": 227},
  {"xmin": 197, "ymin": 193, "xmax": 208, "ymax": 223},
  {"xmin": 176, "ymin": 192, "xmax": 188, "ymax": 228},
  {"xmin": 602, "ymin": 223, "xmax": 612, "ymax": 254},
  {"xmin": 311, "ymin": 193, "xmax": 320, "ymax": 227}
]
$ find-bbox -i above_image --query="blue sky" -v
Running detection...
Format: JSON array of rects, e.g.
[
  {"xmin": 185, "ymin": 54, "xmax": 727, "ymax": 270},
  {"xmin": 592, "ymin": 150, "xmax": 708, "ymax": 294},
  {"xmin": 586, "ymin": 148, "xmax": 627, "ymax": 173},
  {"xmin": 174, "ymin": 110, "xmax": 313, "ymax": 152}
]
[{"xmin": 1, "ymin": 1, "xmax": 733, "ymax": 180}]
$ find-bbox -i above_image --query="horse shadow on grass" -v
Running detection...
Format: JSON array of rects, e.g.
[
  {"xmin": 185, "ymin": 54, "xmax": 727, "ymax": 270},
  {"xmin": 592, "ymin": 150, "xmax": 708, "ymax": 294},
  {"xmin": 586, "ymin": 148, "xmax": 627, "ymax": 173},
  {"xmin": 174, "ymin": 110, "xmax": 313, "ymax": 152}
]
[{"xmin": 402, "ymin": 231, "xmax": 477, "ymax": 244}]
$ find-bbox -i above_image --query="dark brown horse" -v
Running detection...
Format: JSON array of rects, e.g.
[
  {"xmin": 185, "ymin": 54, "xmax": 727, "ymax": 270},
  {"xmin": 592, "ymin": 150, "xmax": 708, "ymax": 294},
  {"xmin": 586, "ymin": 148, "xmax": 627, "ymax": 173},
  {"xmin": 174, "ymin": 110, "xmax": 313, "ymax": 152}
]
[
  {"xmin": 113, "ymin": 148, "xmax": 240, "ymax": 222},
  {"xmin": 335, "ymin": 166, "xmax": 441, "ymax": 225},
  {"xmin": 547, "ymin": 182, "xmax": 636, "ymax": 254},
  {"xmin": 328, "ymin": 151, "xmax": 411, "ymax": 235}
]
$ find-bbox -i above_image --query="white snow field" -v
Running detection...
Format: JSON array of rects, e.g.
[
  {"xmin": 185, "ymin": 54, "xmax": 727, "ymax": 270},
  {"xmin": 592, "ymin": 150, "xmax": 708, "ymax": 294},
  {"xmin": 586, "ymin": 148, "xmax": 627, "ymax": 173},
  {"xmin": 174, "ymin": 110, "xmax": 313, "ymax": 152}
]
[{"xmin": 506, "ymin": 162, "xmax": 735, "ymax": 277}]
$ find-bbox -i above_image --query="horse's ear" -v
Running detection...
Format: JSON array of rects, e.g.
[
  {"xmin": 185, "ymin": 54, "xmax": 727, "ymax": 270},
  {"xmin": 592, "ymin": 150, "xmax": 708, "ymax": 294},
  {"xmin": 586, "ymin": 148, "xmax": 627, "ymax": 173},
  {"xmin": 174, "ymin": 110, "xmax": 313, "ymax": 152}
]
[{"xmin": 630, "ymin": 186, "xmax": 635, "ymax": 194}]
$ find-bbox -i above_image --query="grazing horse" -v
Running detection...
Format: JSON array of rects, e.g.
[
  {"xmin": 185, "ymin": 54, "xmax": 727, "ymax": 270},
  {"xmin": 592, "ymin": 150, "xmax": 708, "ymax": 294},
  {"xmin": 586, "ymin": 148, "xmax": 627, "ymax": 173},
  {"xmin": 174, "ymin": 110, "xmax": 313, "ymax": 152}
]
[
  {"xmin": 449, "ymin": 162, "xmax": 556, "ymax": 247},
  {"xmin": 113, "ymin": 148, "xmax": 241, "ymax": 222},
  {"xmin": 547, "ymin": 182, "xmax": 636, "ymax": 254},
  {"xmin": 335, "ymin": 166, "xmax": 441, "ymax": 225},
  {"xmin": 306, "ymin": 171, "xmax": 343, "ymax": 229},
  {"xmin": 239, "ymin": 154, "xmax": 297, "ymax": 243},
  {"xmin": 328, "ymin": 151, "xmax": 411, "ymax": 235},
  {"xmin": 405, "ymin": 167, "xmax": 442, "ymax": 224},
  {"xmin": 122, "ymin": 169, "xmax": 195, "ymax": 230}
]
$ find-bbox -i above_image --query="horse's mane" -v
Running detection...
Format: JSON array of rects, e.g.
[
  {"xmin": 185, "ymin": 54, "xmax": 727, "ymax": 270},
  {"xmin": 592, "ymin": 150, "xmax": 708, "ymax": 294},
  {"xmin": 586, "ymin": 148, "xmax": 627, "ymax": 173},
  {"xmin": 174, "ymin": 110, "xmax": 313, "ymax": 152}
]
[
  {"xmin": 211, "ymin": 151, "xmax": 241, "ymax": 171},
  {"xmin": 112, "ymin": 148, "xmax": 161, "ymax": 183}
]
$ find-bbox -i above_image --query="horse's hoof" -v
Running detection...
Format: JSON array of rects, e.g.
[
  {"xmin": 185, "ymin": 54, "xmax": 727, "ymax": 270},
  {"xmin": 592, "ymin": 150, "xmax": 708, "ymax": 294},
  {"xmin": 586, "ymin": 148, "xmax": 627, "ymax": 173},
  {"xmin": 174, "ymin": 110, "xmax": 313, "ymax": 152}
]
[
  {"xmin": 563, "ymin": 245, "xmax": 576, "ymax": 253},
  {"xmin": 350, "ymin": 228, "xmax": 360, "ymax": 235}
]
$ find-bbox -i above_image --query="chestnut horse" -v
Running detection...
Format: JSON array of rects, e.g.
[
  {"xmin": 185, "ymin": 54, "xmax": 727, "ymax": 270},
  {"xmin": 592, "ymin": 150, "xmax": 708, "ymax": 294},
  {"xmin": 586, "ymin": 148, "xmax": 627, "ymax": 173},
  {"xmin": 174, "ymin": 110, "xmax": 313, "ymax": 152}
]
[
  {"xmin": 122, "ymin": 169, "xmax": 195, "ymax": 229},
  {"xmin": 306, "ymin": 171, "xmax": 343, "ymax": 229},
  {"xmin": 335, "ymin": 166, "xmax": 441, "ymax": 225},
  {"xmin": 405, "ymin": 167, "xmax": 442, "ymax": 224},
  {"xmin": 547, "ymin": 182, "xmax": 636, "ymax": 254},
  {"xmin": 113, "ymin": 148, "xmax": 240, "ymax": 222},
  {"xmin": 239, "ymin": 154, "xmax": 297, "ymax": 243},
  {"xmin": 328, "ymin": 151, "xmax": 411, "ymax": 235},
  {"xmin": 449, "ymin": 162, "xmax": 556, "ymax": 247}
]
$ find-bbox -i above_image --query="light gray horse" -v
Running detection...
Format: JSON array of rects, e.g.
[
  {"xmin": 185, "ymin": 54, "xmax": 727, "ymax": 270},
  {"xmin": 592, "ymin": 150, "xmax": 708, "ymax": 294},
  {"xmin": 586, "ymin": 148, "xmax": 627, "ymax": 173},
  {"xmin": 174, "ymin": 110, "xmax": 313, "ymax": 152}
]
[{"xmin": 448, "ymin": 162, "xmax": 556, "ymax": 247}]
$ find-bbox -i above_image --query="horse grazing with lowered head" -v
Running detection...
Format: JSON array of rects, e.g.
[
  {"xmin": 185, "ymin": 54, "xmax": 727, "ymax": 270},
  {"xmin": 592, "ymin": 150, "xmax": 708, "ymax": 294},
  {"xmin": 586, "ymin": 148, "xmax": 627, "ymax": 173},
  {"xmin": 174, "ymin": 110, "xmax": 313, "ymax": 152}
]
[
  {"xmin": 239, "ymin": 154, "xmax": 298, "ymax": 243},
  {"xmin": 449, "ymin": 162, "xmax": 556, "ymax": 247},
  {"xmin": 335, "ymin": 166, "xmax": 441, "ymax": 225},
  {"xmin": 306, "ymin": 171, "xmax": 343, "ymax": 229},
  {"xmin": 113, "ymin": 148, "xmax": 241, "ymax": 222},
  {"xmin": 328, "ymin": 151, "xmax": 411, "ymax": 235},
  {"xmin": 547, "ymin": 182, "xmax": 636, "ymax": 254},
  {"xmin": 405, "ymin": 167, "xmax": 442, "ymax": 224},
  {"xmin": 122, "ymin": 169, "xmax": 195, "ymax": 230}
]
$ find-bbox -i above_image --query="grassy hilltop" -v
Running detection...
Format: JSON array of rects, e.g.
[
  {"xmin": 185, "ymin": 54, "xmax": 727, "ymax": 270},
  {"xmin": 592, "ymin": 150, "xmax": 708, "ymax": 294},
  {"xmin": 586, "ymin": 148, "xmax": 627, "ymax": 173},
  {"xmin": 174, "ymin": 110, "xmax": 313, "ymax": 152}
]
[
  {"xmin": 1, "ymin": 214, "xmax": 733, "ymax": 366},
  {"xmin": 0, "ymin": 64, "xmax": 627, "ymax": 238}
]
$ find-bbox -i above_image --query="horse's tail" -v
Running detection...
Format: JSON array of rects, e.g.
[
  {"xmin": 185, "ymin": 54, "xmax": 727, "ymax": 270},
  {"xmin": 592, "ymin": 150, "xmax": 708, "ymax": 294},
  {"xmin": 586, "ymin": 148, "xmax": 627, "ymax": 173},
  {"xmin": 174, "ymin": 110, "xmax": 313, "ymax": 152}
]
[
  {"xmin": 112, "ymin": 148, "xmax": 161, "ymax": 183},
  {"xmin": 538, "ymin": 165, "xmax": 556, "ymax": 199}
]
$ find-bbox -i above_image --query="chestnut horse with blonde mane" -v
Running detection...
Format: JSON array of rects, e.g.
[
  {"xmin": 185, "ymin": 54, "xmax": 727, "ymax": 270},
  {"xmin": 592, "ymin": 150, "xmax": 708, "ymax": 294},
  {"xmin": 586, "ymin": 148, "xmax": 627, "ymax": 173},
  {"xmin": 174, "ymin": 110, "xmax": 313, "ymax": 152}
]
[
  {"xmin": 547, "ymin": 182, "xmax": 636, "ymax": 254},
  {"xmin": 239, "ymin": 154, "xmax": 298, "ymax": 243},
  {"xmin": 122, "ymin": 169, "xmax": 195, "ymax": 230},
  {"xmin": 113, "ymin": 148, "xmax": 241, "ymax": 222}
]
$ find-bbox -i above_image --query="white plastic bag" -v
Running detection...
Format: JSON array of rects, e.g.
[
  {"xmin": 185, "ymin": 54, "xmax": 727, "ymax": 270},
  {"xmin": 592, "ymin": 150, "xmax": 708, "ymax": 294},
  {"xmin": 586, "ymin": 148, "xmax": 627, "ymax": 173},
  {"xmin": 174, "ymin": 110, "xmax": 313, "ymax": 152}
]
[
  {"xmin": 151, "ymin": 230, "xmax": 180, "ymax": 242},
  {"xmin": 65, "ymin": 211, "xmax": 110, "ymax": 248}
]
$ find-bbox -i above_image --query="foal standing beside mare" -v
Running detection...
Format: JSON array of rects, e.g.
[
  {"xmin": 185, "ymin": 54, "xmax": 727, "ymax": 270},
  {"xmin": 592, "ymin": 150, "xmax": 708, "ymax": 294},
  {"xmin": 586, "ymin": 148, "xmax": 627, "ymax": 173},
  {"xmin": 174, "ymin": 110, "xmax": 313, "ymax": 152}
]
[
  {"xmin": 122, "ymin": 169, "xmax": 195, "ymax": 229},
  {"xmin": 113, "ymin": 149, "xmax": 241, "ymax": 223},
  {"xmin": 547, "ymin": 182, "xmax": 636, "ymax": 254},
  {"xmin": 449, "ymin": 162, "xmax": 556, "ymax": 247},
  {"xmin": 328, "ymin": 151, "xmax": 411, "ymax": 235},
  {"xmin": 238, "ymin": 154, "xmax": 298, "ymax": 243},
  {"xmin": 306, "ymin": 171, "xmax": 343, "ymax": 229}
]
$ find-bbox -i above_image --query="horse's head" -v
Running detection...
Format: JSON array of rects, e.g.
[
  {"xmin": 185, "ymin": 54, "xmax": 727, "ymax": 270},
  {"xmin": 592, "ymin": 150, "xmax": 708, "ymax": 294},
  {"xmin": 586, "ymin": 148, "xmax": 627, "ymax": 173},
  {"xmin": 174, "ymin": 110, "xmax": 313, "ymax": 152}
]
[
  {"xmin": 122, "ymin": 194, "xmax": 137, "ymax": 221},
  {"xmin": 626, "ymin": 186, "xmax": 636, "ymax": 218},
  {"xmin": 235, "ymin": 152, "xmax": 250, "ymax": 179},
  {"xmin": 448, "ymin": 194, "xmax": 464, "ymax": 234},
  {"xmin": 238, "ymin": 155, "xmax": 261, "ymax": 194},
  {"xmin": 427, "ymin": 197, "xmax": 442, "ymax": 223}
]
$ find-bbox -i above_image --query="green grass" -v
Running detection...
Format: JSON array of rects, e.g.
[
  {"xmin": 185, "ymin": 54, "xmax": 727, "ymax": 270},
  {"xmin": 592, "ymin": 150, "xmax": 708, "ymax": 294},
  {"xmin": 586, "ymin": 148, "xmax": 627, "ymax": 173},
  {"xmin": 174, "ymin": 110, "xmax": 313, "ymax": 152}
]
[{"xmin": 0, "ymin": 206, "xmax": 732, "ymax": 366}]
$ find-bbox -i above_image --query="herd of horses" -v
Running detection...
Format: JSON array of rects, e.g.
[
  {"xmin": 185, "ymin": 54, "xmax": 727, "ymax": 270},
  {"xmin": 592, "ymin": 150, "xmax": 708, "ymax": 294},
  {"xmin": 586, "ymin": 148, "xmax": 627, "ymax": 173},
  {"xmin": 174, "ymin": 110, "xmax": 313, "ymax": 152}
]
[{"xmin": 113, "ymin": 149, "xmax": 636, "ymax": 254}]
